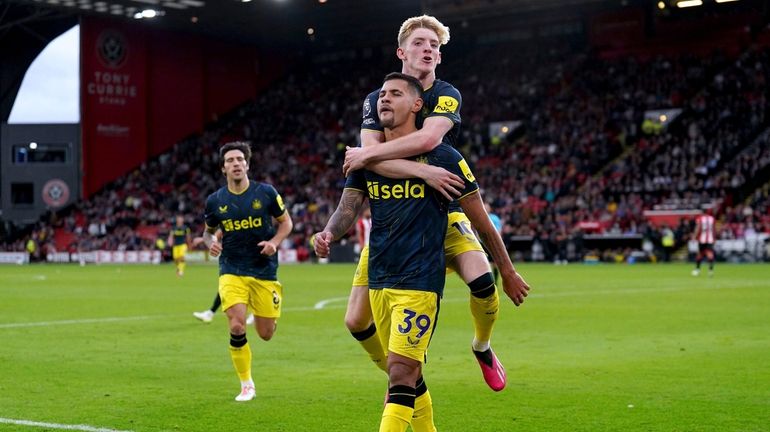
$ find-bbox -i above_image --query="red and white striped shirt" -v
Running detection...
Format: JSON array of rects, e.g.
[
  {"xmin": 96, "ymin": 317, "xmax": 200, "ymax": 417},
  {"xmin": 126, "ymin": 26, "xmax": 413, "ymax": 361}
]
[
  {"xmin": 695, "ymin": 214, "xmax": 715, "ymax": 244},
  {"xmin": 356, "ymin": 216, "xmax": 371, "ymax": 248}
]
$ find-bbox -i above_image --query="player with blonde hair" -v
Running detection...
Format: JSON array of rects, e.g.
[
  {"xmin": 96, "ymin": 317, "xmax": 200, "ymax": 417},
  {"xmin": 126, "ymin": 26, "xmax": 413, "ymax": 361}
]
[{"xmin": 318, "ymin": 14, "xmax": 530, "ymax": 397}]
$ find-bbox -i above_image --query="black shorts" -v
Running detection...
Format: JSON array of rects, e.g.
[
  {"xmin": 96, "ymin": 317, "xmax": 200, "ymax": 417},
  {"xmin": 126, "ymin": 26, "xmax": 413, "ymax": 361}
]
[{"xmin": 698, "ymin": 243, "xmax": 714, "ymax": 253}]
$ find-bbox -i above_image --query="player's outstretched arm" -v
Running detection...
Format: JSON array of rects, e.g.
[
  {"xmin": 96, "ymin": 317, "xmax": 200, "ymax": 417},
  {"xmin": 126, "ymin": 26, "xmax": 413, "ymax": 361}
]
[
  {"xmin": 459, "ymin": 191, "xmax": 530, "ymax": 306},
  {"xmin": 312, "ymin": 189, "xmax": 366, "ymax": 258},
  {"xmin": 344, "ymin": 117, "xmax": 452, "ymax": 176}
]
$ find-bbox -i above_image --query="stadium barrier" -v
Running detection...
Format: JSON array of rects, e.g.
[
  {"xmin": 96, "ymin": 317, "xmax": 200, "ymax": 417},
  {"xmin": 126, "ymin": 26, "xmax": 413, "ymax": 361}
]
[
  {"xmin": 0, "ymin": 252, "xmax": 29, "ymax": 264},
  {"xmin": 40, "ymin": 250, "xmax": 163, "ymax": 264}
]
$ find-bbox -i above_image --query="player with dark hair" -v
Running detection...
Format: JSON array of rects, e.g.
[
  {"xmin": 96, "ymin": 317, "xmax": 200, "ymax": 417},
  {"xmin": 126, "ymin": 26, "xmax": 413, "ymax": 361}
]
[
  {"xmin": 202, "ymin": 141, "xmax": 293, "ymax": 401},
  {"xmin": 322, "ymin": 15, "xmax": 527, "ymax": 393},
  {"xmin": 320, "ymin": 72, "xmax": 530, "ymax": 431}
]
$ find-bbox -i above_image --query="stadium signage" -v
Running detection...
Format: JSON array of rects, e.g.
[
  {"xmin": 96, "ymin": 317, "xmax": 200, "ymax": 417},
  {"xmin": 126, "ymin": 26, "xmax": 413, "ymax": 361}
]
[
  {"xmin": 0, "ymin": 252, "xmax": 29, "ymax": 264},
  {"xmin": 41, "ymin": 179, "xmax": 71, "ymax": 208}
]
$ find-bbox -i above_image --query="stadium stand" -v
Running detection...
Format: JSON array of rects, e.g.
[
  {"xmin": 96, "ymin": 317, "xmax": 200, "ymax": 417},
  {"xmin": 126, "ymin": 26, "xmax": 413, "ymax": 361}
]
[{"xmin": 2, "ymin": 2, "xmax": 770, "ymax": 264}]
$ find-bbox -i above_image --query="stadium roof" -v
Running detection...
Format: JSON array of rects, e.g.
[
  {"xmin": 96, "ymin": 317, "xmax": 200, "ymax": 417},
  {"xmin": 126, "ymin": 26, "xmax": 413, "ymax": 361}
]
[{"xmin": 3, "ymin": 0, "xmax": 633, "ymax": 49}]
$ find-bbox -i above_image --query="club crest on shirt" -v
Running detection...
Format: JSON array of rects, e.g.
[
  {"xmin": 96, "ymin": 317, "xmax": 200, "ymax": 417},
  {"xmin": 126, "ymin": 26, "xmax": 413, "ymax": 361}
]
[
  {"xmin": 252, "ymin": 199, "xmax": 262, "ymax": 210},
  {"xmin": 416, "ymin": 155, "xmax": 428, "ymax": 165},
  {"xmin": 218, "ymin": 205, "xmax": 228, "ymax": 214}
]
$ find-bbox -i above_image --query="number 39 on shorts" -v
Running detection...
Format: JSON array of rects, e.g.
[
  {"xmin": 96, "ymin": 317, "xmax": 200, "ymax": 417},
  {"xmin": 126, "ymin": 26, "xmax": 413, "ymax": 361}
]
[{"xmin": 398, "ymin": 308, "xmax": 432, "ymax": 338}]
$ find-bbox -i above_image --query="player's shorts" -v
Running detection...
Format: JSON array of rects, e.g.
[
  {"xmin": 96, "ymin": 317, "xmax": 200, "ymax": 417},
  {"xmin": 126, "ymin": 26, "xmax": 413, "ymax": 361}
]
[
  {"xmin": 218, "ymin": 274, "xmax": 282, "ymax": 318},
  {"xmin": 369, "ymin": 288, "xmax": 439, "ymax": 363},
  {"xmin": 698, "ymin": 243, "xmax": 715, "ymax": 254},
  {"xmin": 444, "ymin": 211, "xmax": 485, "ymax": 272},
  {"xmin": 352, "ymin": 244, "xmax": 369, "ymax": 287},
  {"xmin": 352, "ymin": 212, "xmax": 485, "ymax": 285},
  {"xmin": 172, "ymin": 244, "xmax": 188, "ymax": 260}
]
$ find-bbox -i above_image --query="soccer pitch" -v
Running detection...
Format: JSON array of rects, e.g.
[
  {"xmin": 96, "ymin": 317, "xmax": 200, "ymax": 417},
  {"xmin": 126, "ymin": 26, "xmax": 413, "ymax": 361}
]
[{"xmin": 1, "ymin": 263, "xmax": 768, "ymax": 432}]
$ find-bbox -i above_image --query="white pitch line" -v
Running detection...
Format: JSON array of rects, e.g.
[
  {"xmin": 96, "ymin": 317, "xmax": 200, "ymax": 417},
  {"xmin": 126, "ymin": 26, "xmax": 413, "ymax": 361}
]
[
  {"xmin": 0, "ymin": 417, "xmax": 133, "ymax": 432},
  {"xmin": 0, "ymin": 316, "xmax": 156, "ymax": 329},
  {"xmin": 313, "ymin": 296, "xmax": 349, "ymax": 310},
  {"xmin": 0, "ymin": 282, "xmax": 751, "ymax": 328}
]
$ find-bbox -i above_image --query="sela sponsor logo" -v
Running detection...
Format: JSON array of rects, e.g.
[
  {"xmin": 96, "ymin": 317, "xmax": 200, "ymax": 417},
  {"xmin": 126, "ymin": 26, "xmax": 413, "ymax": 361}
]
[
  {"xmin": 221, "ymin": 216, "xmax": 262, "ymax": 232},
  {"xmin": 41, "ymin": 179, "xmax": 70, "ymax": 208},
  {"xmin": 367, "ymin": 180, "xmax": 425, "ymax": 200}
]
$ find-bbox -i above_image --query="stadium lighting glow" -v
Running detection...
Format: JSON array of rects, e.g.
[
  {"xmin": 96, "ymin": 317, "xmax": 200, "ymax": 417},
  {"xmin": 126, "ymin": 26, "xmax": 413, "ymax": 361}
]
[
  {"xmin": 676, "ymin": 0, "xmax": 702, "ymax": 7},
  {"xmin": 715, "ymin": 0, "xmax": 740, "ymax": 3},
  {"xmin": 660, "ymin": 114, "xmax": 668, "ymax": 122},
  {"xmin": 29, "ymin": 142, "xmax": 38, "ymax": 150},
  {"xmin": 242, "ymin": 0, "xmax": 252, "ymax": 2},
  {"xmin": 657, "ymin": 1, "xmax": 666, "ymax": 9},
  {"xmin": 307, "ymin": 27, "xmax": 315, "ymax": 35},
  {"xmin": 141, "ymin": 9, "xmax": 157, "ymax": 18},
  {"xmin": 501, "ymin": 126, "xmax": 510, "ymax": 133}
]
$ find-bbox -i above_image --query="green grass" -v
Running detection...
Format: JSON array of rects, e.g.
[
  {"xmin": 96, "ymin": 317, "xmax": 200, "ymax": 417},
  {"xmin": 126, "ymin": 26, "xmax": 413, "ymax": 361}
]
[{"xmin": 1, "ymin": 263, "xmax": 768, "ymax": 431}]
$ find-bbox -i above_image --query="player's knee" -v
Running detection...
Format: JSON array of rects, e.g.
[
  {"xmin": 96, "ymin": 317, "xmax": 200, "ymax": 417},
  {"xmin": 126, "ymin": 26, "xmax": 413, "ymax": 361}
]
[
  {"xmin": 468, "ymin": 272, "xmax": 496, "ymax": 298},
  {"xmin": 388, "ymin": 356, "xmax": 421, "ymax": 386},
  {"xmin": 257, "ymin": 321, "xmax": 276, "ymax": 341},
  {"xmin": 344, "ymin": 313, "xmax": 370, "ymax": 332},
  {"xmin": 229, "ymin": 322, "xmax": 246, "ymax": 335}
]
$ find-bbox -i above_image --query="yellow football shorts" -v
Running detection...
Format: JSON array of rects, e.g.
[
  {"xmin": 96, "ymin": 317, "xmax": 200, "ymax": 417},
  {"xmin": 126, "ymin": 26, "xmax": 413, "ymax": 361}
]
[
  {"xmin": 218, "ymin": 274, "xmax": 282, "ymax": 318},
  {"xmin": 352, "ymin": 245, "xmax": 369, "ymax": 287},
  {"xmin": 353, "ymin": 212, "xmax": 485, "ymax": 282},
  {"xmin": 172, "ymin": 244, "xmax": 188, "ymax": 260},
  {"xmin": 369, "ymin": 288, "xmax": 439, "ymax": 363},
  {"xmin": 445, "ymin": 211, "xmax": 485, "ymax": 265}
]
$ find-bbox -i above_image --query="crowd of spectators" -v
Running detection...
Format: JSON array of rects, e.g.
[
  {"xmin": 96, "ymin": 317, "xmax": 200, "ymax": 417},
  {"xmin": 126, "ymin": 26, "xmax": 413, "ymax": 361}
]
[{"xmin": 3, "ymin": 40, "xmax": 770, "ymax": 263}]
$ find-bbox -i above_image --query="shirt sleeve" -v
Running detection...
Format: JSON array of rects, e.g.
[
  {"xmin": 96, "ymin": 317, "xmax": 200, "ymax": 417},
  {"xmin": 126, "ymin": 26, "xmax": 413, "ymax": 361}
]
[
  {"xmin": 430, "ymin": 145, "xmax": 478, "ymax": 199},
  {"xmin": 344, "ymin": 169, "xmax": 367, "ymax": 192},
  {"xmin": 204, "ymin": 194, "xmax": 220, "ymax": 228},
  {"xmin": 427, "ymin": 83, "xmax": 461, "ymax": 126},
  {"xmin": 360, "ymin": 90, "xmax": 383, "ymax": 132},
  {"xmin": 265, "ymin": 184, "xmax": 287, "ymax": 218}
]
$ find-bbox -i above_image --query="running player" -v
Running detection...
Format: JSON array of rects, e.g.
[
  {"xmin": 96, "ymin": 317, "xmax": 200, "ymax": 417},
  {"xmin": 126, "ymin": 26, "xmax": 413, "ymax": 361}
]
[
  {"xmin": 168, "ymin": 215, "xmax": 191, "ymax": 277},
  {"xmin": 202, "ymin": 141, "xmax": 293, "ymax": 401}
]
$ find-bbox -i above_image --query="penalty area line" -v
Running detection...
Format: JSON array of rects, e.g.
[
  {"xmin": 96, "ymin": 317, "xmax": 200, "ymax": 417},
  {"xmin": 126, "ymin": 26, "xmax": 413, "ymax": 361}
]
[{"xmin": 0, "ymin": 417, "xmax": 133, "ymax": 432}]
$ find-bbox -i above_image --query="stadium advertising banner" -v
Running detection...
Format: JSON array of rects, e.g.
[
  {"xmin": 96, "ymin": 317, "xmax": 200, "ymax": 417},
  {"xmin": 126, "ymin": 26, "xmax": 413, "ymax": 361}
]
[
  {"xmin": 0, "ymin": 252, "xmax": 30, "ymax": 264},
  {"xmin": 80, "ymin": 17, "xmax": 148, "ymax": 197},
  {"xmin": 45, "ymin": 251, "xmax": 162, "ymax": 264}
]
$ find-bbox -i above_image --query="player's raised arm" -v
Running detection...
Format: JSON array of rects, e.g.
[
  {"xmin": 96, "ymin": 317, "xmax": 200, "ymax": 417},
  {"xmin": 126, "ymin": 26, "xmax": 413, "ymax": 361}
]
[{"xmin": 459, "ymin": 191, "xmax": 530, "ymax": 306}]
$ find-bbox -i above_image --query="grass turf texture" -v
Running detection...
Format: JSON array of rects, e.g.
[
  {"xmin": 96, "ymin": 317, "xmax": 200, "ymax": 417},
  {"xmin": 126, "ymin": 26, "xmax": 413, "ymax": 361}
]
[{"xmin": 0, "ymin": 263, "xmax": 768, "ymax": 431}]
